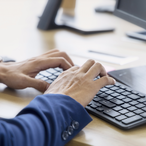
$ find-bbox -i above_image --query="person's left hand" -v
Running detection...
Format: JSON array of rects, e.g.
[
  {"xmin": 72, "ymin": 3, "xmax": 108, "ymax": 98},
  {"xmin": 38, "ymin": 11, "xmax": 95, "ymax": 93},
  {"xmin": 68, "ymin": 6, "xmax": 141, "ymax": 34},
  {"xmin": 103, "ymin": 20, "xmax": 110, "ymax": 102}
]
[{"xmin": 0, "ymin": 49, "xmax": 74, "ymax": 92}]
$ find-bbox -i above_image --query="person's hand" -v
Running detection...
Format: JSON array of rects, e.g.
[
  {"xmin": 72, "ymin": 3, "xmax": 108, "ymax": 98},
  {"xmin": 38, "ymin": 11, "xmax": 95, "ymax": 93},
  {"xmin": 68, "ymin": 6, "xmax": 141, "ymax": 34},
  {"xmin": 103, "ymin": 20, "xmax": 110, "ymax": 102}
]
[
  {"xmin": 44, "ymin": 60, "xmax": 116, "ymax": 107},
  {"xmin": 0, "ymin": 49, "xmax": 74, "ymax": 92}
]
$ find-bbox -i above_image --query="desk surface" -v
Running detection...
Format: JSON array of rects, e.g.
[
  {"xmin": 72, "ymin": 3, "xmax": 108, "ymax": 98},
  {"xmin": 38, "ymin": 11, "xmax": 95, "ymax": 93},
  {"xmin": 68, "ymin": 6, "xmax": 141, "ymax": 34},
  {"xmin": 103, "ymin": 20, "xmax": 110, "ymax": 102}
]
[{"xmin": 0, "ymin": 0, "xmax": 146, "ymax": 146}]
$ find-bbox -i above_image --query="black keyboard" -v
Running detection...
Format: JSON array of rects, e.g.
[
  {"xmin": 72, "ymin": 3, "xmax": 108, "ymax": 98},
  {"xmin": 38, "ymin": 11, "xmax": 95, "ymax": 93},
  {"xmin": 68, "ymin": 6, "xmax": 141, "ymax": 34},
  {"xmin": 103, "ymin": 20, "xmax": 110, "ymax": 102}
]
[{"xmin": 36, "ymin": 68, "xmax": 146, "ymax": 130}]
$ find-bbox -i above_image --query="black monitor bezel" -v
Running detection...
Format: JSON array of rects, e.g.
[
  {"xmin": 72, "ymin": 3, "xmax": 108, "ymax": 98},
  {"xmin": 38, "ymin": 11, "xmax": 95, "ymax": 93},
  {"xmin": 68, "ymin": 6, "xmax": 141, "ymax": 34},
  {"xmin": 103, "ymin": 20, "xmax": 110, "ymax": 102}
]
[{"xmin": 114, "ymin": 0, "xmax": 146, "ymax": 29}]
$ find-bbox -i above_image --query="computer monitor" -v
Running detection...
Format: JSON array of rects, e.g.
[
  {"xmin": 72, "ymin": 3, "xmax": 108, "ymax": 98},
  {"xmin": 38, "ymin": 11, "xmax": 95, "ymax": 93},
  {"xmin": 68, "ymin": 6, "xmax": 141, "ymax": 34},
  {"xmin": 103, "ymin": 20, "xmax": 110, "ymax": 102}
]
[
  {"xmin": 114, "ymin": 0, "xmax": 146, "ymax": 41},
  {"xmin": 37, "ymin": 0, "xmax": 115, "ymax": 34}
]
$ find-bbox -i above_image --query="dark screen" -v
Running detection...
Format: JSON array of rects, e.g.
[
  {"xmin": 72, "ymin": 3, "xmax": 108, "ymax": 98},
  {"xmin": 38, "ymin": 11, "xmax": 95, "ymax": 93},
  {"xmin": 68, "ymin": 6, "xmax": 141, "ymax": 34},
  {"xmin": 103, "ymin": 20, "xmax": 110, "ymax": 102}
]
[{"xmin": 118, "ymin": 0, "xmax": 146, "ymax": 21}]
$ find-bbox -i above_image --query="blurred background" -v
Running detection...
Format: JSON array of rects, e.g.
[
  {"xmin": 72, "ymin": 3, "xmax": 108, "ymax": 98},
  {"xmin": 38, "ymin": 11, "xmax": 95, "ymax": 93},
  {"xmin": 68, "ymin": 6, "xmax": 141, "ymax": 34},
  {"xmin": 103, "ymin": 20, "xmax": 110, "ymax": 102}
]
[{"xmin": 0, "ymin": 0, "xmax": 145, "ymax": 67}]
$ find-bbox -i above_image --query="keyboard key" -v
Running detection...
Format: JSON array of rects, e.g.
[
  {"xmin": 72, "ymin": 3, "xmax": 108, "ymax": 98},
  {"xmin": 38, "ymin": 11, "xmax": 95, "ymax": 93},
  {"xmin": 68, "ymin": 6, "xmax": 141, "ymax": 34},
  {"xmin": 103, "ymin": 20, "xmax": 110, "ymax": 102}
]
[
  {"xmin": 137, "ymin": 98, "xmax": 146, "ymax": 103},
  {"xmin": 140, "ymin": 113, "xmax": 146, "ymax": 118},
  {"xmin": 122, "ymin": 98, "xmax": 132, "ymax": 103},
  {"xmin": 131, "ymin": 91, "xmax": 138, "ymax": 94},
  {"xmin": 119, "ymin": 109, "xmax": 129, "ymax": 114},
  {"xmin": 35, "ymin": 74, "xmax": 43, "ymax": 79},
  {"xmin": 88, "ymin": 101, "xmax": 94, "ymax": 105},
  {"xmin": 111, "ymin": 93, "xmax": 120, "ymax": 97},
  {"xmin": 104, "ymin": 96, "xmax": 113, "ymax": 100},
  {"xmin": 142, "ymin": 107, "xmax": 146, "ymax": 111},
  {"xmin": 134, "ymin": 109, "xmax": 144, "ymax": 114},
  {"xmin": 116, "ymin": 89, "xmax": 125, "ymax": 93},
  {"xmin": 104, "ymin": 109, "xmax": 120, "ymax": 118},
  {"xmin": 46, "ymin": 79, "xmax": 53, "ymax": 84},
  {"xmin": 94, "ymin": 103, "xmax": 102, "ymax": 107},
  {"xmin": 110, "ymin": 87, "xmax": 120, "ymax": 90},
  {"xmin": 125, "ymin": 88, "xmax": 132, "ymax": 92},
  {"xmin": 135, "ymin": 104, "xmax": 145, "ymax": 108},
  {"xmin": 54, "ymin": 72, "xmax": 61, "ymax": 76},
  {"xmin": 114, "ymin": 84, "xmax": 121, "ymax": 87},
  {"xmin": 87, "ymin": 103, "xmax": 91, "ymax": 106},
  {"xmin": 48, "ymin": 75, "xmax": 57, "ymax": 80},
  {"xmin": 113, "ymin": 106, "xmax": 123, "ymax": 111},
  {"xmin": 96, "ymin": 107, "xmax": 104, "ymax": 112},
  {"xmin": 93, "ymin": 97, "xmax": 102, "ymax": 102},
  {"xmin": 40, "ymin": 71, "xmax": 52, "ymax": 77},
  {"xmin": 121, "ymin": 103, "xmax": 131, "ymax": 108},
  {"xmin": 54, "ymin": 67, "xmax": 63, "ymax": 72},
  {"xmin": 120, "ymin": 86, "xmax": 126, "ymax": 89},
  {"xmin": 116, "ymin": 95, "xmax": 126, "ymax": 100},
  {"xmin": 125, "ymin": 112, "xmax": 135, "ymax": 117},
  {"xmin": 96, "ymin": 91, "xmax": 102, "ymax": 95},
  {"xmin": 127, "ymin": 94, "xmax": 140, "ymax": 100},
  {"xmin": 105, "ymin": 90, "xmax": 114, "ymax": 94},
  {"xmin": 99, "ymin": 93, "xmax": 108, "ymax": 98},
  {"xmin": 47, "ymin": 68, "xmax": 57, "ymax": 74},
  {"xmin": 110, "ymin": 98, "xmax": 124, "ymax": 105},
  {"xmin": 121, "ymin": 92, "xmax": 131, "ymax": 96},
  {"xmin": 90, "ymin": 104, "xmax": 97, "ymax": 109},
  {"xmin": 99, "ymin": 100, "xmax": 116, "ymax": 108},
  {"xmin": 116, "ymin": 115, "xmax": 127, "ymax": 121},
  {"xmin": 105, "ymin": 85, "xmax": 114, "ymax": 88},
  {"xmin": 129, "ymin": 101, "xmax": 139, "ymax": 106},
  {"xmin": 41, "ymin": 77, "xmax": 49, "ymax": 81},
  {"xmin": 127, "ymin": 106, "xmax": 137, "ymax": 112},
  {"xmin": 100, "ymin": 88, "xmax": 109, "ymax": 92},
  {"xmin": 138, "ymin": 93, "xmax": 145, "ymax": 98},
  {"xmin": 122, "ymin": 115, "xmax": 142, "ymax": 125}
]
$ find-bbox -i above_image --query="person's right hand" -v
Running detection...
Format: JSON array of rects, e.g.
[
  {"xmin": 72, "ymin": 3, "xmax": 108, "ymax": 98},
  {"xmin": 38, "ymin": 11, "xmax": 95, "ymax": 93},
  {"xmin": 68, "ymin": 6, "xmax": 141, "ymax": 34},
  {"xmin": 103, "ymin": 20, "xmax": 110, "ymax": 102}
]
[{"xmin": 45, "ymin": 60, "xmax": 116, "ymax": 107}]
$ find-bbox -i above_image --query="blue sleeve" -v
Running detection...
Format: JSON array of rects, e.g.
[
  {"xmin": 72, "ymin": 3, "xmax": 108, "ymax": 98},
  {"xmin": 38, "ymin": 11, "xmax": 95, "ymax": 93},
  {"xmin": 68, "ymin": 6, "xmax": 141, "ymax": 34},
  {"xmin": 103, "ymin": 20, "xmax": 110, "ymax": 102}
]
[{"xmin": 0, "ymin": 94, "xmax": 92, "ymax": 146}]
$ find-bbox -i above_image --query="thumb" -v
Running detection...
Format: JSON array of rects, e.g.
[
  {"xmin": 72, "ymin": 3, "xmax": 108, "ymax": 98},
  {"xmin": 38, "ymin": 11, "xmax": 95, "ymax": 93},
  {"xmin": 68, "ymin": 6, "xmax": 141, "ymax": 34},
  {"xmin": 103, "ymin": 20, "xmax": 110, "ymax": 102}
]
[{"xmin": 26, "ymin": 77, "xmax": 50, "ymax": 92}]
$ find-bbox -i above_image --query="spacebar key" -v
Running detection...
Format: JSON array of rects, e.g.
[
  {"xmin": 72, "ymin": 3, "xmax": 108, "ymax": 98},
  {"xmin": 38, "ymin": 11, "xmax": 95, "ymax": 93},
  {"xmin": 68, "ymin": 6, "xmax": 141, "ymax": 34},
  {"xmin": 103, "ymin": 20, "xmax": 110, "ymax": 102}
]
[{"xmin": 122, "ymin": 115, "xmax": 142, "ymax": 125}]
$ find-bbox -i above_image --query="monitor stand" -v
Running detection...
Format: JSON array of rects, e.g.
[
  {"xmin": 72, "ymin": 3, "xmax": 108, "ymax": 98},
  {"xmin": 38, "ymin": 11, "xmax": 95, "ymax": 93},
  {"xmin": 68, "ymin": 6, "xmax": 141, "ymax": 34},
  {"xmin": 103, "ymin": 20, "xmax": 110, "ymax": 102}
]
[
  {"xmin": 37, "ymin": 0, "xmax": 115, "ymax": 34},
  {"xmin": 126, "ymin": 31, "xmax": 146, "ymax": 41}
]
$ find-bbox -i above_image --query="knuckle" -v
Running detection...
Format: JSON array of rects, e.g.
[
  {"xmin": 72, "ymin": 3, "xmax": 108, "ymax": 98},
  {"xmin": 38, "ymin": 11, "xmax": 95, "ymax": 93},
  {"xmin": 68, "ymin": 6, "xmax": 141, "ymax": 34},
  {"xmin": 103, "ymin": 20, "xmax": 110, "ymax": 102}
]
[
  {"xmin": 60, "ymin": 70, "xmax": 67, "ymax": 76},
  {"xmin": 103, "ymin": 76, "xmax": 110, "ymax": 83},
  {"xmin": 73, "ymin": 66, "xmax": 80, "ymax": 70},
  {"xmin": 59, "ymin": 51, "xmax": 67, "ymax": 57},
  {"xmin": 96, "ymin": 62, "xmax": 102, "ymax": 68},
  {"xmin": 88, "ymin": 59, "xmax": 95, "ymax": 64},
  {"xmin": 59, "ymin": 57, "xmax": 66, "ymax": 62},
  {"xmin": 54, "ymin": 49, "xmax": 59, "ymax": 52},
  {"xmin": 74, "ymin": 75, "xmax": 83, "ymax": 83}
]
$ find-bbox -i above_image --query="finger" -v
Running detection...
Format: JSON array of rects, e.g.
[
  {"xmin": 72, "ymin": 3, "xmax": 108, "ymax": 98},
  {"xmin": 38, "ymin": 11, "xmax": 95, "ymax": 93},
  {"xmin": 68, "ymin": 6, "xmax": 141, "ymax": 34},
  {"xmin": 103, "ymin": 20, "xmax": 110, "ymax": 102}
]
[
  {"xmin": 68, "ymin": 66, "xmax": 80, "ymax": 72},
  {"xmin": 86, "ymin": 62, "xmax": 107, "ymax": 79},
  {"xmin": 79, "ymin": 59, "xmax": 95, "ymax": 73},
  {"xmin": 43, "ymin": 49, "xmax": 59, "ymax": 56},
  {"xmin": 39, "ymin": 57, "xmax": 72, "ymax": 71},
  {"xmin": 95, "ymin": 76, "xmax": 116, "ymax": 90},
  {"xmin": 45, "ymin": 51, "xmax": 74, "ymax": 66},
  {"xmin": 26, "ymin": 77, "xmax": 50, "ymax": 92}
]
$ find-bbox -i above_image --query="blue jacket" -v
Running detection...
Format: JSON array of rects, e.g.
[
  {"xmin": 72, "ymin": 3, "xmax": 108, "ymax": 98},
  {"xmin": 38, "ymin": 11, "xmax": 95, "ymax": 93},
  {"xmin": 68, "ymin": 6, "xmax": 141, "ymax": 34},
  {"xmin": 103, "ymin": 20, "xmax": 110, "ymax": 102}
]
[{"xmin": 0, "ymin": 94, "xmax": 92, "ymax": 146}]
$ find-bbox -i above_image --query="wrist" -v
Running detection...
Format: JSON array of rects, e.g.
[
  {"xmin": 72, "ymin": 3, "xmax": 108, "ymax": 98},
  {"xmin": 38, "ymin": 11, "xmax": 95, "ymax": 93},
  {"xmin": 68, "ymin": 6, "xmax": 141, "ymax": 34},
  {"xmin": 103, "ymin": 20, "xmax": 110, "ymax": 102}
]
[{"xmin": 0, "ymin": 64, "xmax": 6, "ymax": 83}]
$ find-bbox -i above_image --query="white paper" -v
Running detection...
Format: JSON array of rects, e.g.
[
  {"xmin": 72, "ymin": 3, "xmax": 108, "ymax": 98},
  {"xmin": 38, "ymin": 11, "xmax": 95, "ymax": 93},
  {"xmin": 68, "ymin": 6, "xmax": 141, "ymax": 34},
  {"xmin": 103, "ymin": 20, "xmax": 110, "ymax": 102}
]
[{"xmin": 69, "ymin": 50, "xmax": 138, "ymax": 65}]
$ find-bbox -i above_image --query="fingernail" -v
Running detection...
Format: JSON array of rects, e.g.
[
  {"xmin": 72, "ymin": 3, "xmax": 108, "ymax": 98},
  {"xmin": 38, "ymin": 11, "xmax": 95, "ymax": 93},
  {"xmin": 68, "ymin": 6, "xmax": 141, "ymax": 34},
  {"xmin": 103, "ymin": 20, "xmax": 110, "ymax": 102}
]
[{"xmin": 113, "ymin": 79, "xmax": 116, "ymax": 84}]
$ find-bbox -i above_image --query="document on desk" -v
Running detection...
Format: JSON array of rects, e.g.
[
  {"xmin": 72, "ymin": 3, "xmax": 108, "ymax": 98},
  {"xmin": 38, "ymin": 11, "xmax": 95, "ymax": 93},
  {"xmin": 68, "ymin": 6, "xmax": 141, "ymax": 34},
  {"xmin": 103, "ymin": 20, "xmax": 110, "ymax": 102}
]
[
  {"xmin": 69, "ymin": 49, "xmax": 138, "ymax": 65},
  {"xmin": 70, "ymin": 55, "xmax": 115, "ymax": 72}
]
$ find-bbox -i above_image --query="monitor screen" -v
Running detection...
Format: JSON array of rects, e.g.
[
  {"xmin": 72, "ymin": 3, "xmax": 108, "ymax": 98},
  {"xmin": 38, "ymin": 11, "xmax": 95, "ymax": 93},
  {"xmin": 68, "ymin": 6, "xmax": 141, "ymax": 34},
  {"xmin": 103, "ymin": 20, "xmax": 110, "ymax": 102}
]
[
  {"xmin": 118, "ymin": 0, "xmax": 146, "ymax": 21},
  {"xmin": 114, "ymin": 0, "xmax": 146, "ymax": 29}
]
